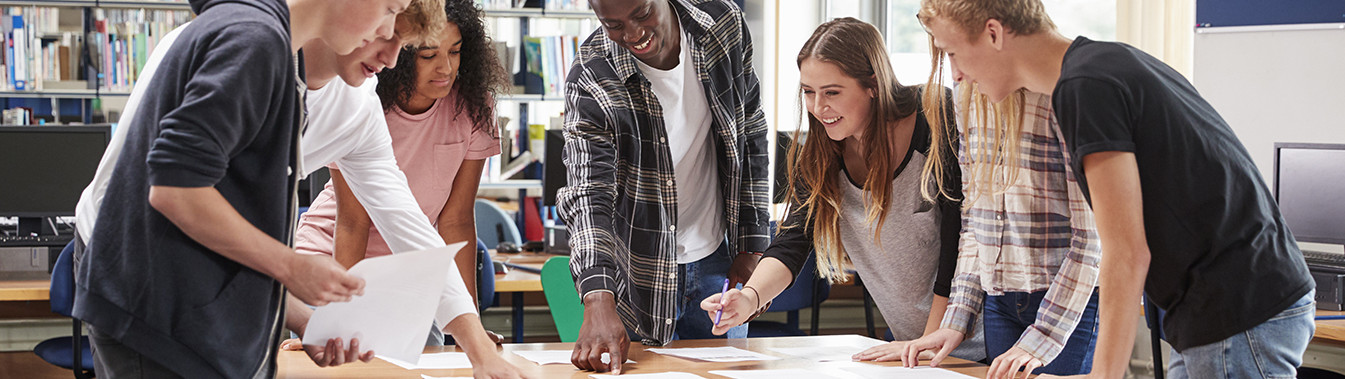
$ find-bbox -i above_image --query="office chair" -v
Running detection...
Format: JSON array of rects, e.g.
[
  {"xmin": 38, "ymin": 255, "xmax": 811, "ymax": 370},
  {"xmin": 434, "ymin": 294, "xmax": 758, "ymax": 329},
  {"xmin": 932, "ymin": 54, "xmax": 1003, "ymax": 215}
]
[
  {"xmin": 540, "ymin": 256, "xmax": 584, "ymax": 342},
  {"xmin": 476, "ymin": 239, "xmax": 495, "ymax": 312},
  {"xmin": 747, "ymin": 253, "xmax": 831, "ymax": 337},
  {"xmin": 475, "ymin": 199, "xmax": 522, "ymax": 248},
  {"xmin": 33, "ymin": 241, "xmax": 94, "ymax": 378}
]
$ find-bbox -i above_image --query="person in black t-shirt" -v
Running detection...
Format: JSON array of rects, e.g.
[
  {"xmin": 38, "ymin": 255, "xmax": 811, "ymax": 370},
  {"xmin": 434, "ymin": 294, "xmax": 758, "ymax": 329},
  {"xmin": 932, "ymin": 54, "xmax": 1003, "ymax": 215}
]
[{"xmin": 914, "ymin": 1, "xmax": 1315, "ymax": 378}]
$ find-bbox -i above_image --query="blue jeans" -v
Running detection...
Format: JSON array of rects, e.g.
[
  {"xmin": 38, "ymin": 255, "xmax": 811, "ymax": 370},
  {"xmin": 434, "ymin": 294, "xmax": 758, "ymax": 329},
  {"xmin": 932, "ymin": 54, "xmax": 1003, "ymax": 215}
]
[
  {"xmin": 983, "ymin": 290, "xmax": 1100, "ymax": 375},
  {"xmin": 1168, "ymin": 291, "xmax": 1316, "ymax": 379},
  {"xmin": 673, "ymin": 242, "xmax": 748, "ymax": 340}
]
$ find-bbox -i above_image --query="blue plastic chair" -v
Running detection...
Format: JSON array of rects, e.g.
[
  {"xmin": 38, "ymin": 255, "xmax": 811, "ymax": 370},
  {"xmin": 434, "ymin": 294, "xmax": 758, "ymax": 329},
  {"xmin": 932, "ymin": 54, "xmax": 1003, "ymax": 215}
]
[
  {"xmin": 33, "ymin": 240, "xmax": 94, "ymax": 378},
  {"xmin": 476, "ymin": 239, "xmax": 495, "ymax": 311},
  {"xmin": 475, "ymin": 199, "xmax": 522, "ymax": 248},
  {"xmin": 747, "ymin": 253, "xmax": 831, "ymax": 337}
]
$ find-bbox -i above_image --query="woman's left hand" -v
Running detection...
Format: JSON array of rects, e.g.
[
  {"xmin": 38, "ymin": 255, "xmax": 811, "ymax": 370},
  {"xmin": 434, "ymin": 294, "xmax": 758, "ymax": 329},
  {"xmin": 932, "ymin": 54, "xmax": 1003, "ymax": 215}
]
[{"xmin": 987, "ymin": 347, "xmax": 1044, "ymax": 379}]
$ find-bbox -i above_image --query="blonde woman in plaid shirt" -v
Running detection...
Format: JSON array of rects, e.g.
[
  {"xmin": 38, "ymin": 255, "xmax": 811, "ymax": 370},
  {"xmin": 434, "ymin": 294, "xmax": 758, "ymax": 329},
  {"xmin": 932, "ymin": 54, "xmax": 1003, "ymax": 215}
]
[
  {"xmin": 912, "ymin": 1, "xmax": 1316, "ymax": 378},
  {"xmin": 902, "ymin": 4, "xmax": 1104, "ymax": 375}
]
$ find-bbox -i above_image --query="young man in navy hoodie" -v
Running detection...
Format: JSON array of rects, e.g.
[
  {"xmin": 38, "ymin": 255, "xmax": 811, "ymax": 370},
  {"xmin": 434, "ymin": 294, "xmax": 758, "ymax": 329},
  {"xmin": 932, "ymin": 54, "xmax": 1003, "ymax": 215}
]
[{"xmin": 72, "ymin": 0, "xmax": 414, "ymax": 377}]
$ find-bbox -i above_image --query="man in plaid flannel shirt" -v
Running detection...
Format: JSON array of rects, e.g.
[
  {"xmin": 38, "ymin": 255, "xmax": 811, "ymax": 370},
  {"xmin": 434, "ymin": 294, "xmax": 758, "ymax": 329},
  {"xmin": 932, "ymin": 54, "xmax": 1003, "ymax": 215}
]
[{"xmin": 555, "ymin": 0, "xmax": 770, "ymax": 374}]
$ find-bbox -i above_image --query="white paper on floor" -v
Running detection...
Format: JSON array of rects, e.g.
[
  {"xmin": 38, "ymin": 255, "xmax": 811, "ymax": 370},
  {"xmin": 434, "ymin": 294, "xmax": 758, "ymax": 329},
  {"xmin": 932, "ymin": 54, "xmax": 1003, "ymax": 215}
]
[
  {"xmin": 303, "ymin": 242, "xmax": 466, "ymax": 364},
  {"xmin": 840, "ymin": 365, "xmax": 978, "ymax": 378},
  {"xmin": 708, "ymin": 368, "xmax": 848, "ymax": 379},
  {"xmin": 378, "ymin": 352, "xmax": 473, "ymax": 370},
  {"xmin": 590, "ymin": 372, "xmax": 706, "ymax": 379},
  {"xmin": 510, "ymin": 350, "xmax": 633, "ymax": 365},
  {"xmin": 644, "ymin": 347, "xmax": 782, "ymax": 363}
]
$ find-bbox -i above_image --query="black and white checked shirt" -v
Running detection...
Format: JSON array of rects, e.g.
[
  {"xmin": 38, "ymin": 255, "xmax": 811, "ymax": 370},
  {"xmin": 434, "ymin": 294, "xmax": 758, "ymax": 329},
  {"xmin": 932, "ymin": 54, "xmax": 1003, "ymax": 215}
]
[{"xmin": 556, "ymin": 0, "xmax": 770, "ymax": 346}]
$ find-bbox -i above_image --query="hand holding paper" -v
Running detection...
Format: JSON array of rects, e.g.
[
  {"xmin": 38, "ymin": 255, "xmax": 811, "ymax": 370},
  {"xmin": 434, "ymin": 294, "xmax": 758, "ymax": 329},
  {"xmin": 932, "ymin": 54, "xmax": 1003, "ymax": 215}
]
[{"xmin": 302, "ymin": 242, "xmax": 467, "ymax": 364}]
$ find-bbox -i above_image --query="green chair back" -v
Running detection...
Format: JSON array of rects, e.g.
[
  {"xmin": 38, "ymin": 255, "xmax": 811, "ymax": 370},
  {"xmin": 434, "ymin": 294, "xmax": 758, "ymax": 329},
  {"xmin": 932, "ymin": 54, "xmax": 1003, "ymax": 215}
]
[{"xmin": 540, "ymin": 256, "xmax": 585, "ymax": 342}]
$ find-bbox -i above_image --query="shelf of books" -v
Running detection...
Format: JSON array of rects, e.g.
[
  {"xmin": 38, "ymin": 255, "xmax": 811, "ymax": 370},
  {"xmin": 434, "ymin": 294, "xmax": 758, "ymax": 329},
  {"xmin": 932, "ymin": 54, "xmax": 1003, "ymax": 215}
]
[
  {"xmin": 0, "ymin": 1, "xmax": 190, "ymax": 124},
  {"xmin": 0, "ymin": 5, "xmax": 192, "ymax": 92},
  {"xmin": 0, "ymin": 1, "xmax": 187, "ymax": 10}
]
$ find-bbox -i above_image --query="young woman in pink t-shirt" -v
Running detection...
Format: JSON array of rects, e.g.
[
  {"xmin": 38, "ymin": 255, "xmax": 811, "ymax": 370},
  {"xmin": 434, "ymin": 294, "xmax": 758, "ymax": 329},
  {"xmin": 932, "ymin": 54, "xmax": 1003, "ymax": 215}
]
[{"xmin": 293, "ymin": 0, "xmax": 510, "ymax": 309}]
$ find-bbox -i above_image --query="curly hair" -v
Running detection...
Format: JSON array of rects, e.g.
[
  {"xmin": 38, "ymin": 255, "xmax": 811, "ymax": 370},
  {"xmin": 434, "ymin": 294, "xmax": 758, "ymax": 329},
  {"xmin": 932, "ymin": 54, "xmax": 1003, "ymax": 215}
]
[{"xmin": 377, "ymin": 0, "xmax": 510, "ymax": 132}]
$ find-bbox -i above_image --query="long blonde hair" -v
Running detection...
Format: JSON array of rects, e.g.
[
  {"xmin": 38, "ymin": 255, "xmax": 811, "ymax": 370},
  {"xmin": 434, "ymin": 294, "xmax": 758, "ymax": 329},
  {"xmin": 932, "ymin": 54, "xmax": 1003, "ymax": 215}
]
[
  {"xmin": 918, "ymin": 0, "xmax": 1054, "ymax": 204},
  {"xmin": 785, "ymin": 18, "xmax": 920, "ymax": 283}
]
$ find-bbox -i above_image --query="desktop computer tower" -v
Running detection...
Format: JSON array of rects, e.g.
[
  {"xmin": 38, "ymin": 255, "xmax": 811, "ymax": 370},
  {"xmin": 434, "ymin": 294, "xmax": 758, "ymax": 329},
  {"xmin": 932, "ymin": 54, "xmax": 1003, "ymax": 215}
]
[{"xmin": 1310, "ymin": 265, "xmax": 1345, "ymax": 311}]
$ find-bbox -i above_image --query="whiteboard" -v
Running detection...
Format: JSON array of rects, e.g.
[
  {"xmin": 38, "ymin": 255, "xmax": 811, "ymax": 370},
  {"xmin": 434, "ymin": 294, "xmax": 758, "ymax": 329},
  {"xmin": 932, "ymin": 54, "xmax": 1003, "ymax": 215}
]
[{"xmin": 1191, "ymin": 28, "xmax": 1345, "ymax": 184}]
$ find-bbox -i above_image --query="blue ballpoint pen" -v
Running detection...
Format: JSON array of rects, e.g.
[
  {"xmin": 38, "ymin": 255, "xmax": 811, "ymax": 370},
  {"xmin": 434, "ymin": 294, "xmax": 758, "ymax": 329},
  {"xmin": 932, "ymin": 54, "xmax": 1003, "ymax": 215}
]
[{"xmin": 714, "ymin": 278, "xmax": 730, "ymax": 325}]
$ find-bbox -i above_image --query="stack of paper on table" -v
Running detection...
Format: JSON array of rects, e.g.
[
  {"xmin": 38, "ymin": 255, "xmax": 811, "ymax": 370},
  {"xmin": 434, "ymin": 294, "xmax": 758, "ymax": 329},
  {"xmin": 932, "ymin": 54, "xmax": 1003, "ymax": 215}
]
[
  {"xmin": 378, "ymin": 352, "xmax": 473, "ymax": 370},
  {"xmin": 511, "ymin": 350, "xmax": 633, "ymax": 365},
  {"xmin": 841, "ymin": 365, "xmax": 978, "ymax": 378},
  {"xmin": 644, "ymin": 347, "xmax": 781, "ymax": 362},
  {"xmin": 590, "ymin": 373, "xmax": 705, "ymax": 379},
  {"xmin": 766, "ymin": 339, "xmax": 885, "ymax": 361},
  {"xmin": 302, "ymin": 242, "xmax": 467, "ymax": 364},
  {"xmin": 708, "ymin": 368, "xmax": 847, "ymax": 379}
]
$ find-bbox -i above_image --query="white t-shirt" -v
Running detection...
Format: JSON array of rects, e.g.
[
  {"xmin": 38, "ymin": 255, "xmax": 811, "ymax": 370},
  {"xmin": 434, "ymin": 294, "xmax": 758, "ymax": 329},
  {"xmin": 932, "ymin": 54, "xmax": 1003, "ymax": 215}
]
[
  {"xmin": 635, "ymin": 26, "xmax": 725, "ymax": 264},
  {"xmin": 74, "ymin": 22, "xmax": 477, "ymax": 326}
]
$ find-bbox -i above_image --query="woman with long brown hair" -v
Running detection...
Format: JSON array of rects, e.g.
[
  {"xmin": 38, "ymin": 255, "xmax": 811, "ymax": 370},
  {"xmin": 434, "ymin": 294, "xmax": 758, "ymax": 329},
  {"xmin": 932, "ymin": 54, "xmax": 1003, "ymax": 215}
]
[{"xmin": 700, "ymin": 17, "xmax": 984, "ymax": 363}]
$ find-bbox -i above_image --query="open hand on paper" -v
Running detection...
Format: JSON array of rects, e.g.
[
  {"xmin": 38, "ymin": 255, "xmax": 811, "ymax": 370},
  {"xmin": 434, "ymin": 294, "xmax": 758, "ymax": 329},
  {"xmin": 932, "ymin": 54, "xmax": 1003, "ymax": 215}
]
[{"xmin": 851, "ymin": 340, "xmax": 934, "ymax": 362}]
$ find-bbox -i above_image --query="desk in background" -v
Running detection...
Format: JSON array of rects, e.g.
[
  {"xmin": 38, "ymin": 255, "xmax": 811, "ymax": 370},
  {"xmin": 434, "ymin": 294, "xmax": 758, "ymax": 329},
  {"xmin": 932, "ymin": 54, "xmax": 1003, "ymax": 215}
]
[
  {"xmin": 492, "ymin": 252, "xmax": 549, "ymax": 343},
  {"xmin": 277, "ymin": 334, "xmax": 989, "ymax": 379}
]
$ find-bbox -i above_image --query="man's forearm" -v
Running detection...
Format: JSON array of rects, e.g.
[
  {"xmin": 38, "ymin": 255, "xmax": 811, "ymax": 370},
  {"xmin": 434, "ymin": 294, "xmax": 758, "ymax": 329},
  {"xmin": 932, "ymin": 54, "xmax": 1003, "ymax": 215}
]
[
  {"xmin": 1092, "ymin": 249, "xmax": 1149, "ymax": 378},
  {"xmin": 284, "ymin": 292, "xmax": 314, "ymax": 337},
  {"xmin": 148, "ymin": 186, "xmax": 294, "ymax": 280}
]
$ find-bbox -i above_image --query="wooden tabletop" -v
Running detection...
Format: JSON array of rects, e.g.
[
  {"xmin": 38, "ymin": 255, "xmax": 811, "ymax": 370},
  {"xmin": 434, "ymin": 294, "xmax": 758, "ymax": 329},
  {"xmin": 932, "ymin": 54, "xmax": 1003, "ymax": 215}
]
[
  {"xmin": 0, "ymin": 280, "xmax": 48, "ymax": 301},
  {"xmin": 492, "ymin": 253, "xmax": 551, "ymax": 293},
  {"xmin": 1315, "ymin": 310, "xmax": 1345, "ymax": 345},
  {"xmin": 277, "ymin": 334, "xmax": 988, "ymax": 379}
]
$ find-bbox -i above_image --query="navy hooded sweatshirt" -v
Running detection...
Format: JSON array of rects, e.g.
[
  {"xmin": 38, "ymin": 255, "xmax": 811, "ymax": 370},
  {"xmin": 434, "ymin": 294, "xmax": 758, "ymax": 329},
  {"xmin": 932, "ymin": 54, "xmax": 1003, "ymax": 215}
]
[{"xmin": 72, "ymin": 0, "xmax": 303, "ymax": 377}]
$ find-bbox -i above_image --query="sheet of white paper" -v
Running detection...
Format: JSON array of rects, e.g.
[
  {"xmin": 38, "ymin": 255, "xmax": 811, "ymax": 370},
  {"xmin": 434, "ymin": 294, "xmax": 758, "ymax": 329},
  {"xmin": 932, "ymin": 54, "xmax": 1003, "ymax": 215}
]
[
  {"xmin": 302, "ymin": 242, "xmax": 466, "ymax": 364},
  {"xmin": 510, "ymin": 350, "xmax": 633, "ymax": 365},
  {"xmin": 420, "ymin": 375, "xmax": 471, "ymax": 379},
  {"xmin": 590, "ymin": 373, "xmax": 705, "ymax": 379},
  {"xmin": 708, "ymin": 368, "xmax": 847, "ymax": 379},
  {"xmin": 644, "ymin": 347, "xmax": 781, "ymax": 362},
  {"xmin": 841, "ymin": 365, "xmax": 978, "ymax": 379},
  {"xmin": 766, "ymin": 341, "xmax": 885, "ymax": 362},
  {"xmin": 378, "ymin": 352, "xmax": 473, "ymax": 370}
]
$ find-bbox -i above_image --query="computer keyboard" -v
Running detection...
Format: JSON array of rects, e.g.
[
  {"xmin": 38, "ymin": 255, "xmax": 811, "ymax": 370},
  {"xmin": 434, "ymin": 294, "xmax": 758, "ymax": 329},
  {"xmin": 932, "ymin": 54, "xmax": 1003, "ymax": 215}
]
[
  {"xmin": 1304, "ymin": 250, "xmax": 1345, "ymax": 268},
  {"xmin": 0, "ymin": 234, "xmax": 74, "ymax": 247}
]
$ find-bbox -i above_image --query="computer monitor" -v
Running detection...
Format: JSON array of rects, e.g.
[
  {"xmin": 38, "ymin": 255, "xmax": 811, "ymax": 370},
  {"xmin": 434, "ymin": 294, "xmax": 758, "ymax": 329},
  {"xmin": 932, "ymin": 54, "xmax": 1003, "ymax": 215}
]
[
  {"xmin": 0, "ymin": 125, "xmax": 111, "ymax": 235},
  {"xmin": 1273, "ymin": 142, "xmax": 1345, "ymax": 245},
  {"xmin": 542, "ymin": 129, "xmax": 565, "ymax": 206}
]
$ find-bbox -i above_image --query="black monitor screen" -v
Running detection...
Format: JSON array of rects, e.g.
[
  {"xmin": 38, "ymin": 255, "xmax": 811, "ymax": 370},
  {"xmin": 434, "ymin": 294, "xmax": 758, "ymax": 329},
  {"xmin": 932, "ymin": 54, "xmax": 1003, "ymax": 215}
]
[
  {"xmin": 0, "ymin": 126, "xmax": 110, "ymax": 217},
  {"xmin": 1274, "ymin": 143, "xmax": 1345, "ymax": 245}
]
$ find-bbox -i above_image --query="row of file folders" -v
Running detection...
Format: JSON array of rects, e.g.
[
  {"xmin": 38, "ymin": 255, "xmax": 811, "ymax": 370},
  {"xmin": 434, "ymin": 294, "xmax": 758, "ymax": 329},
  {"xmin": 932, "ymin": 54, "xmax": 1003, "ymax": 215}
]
[{"xmin": 0, "ymin": 7, "xmax": 192, "ymax": 93}]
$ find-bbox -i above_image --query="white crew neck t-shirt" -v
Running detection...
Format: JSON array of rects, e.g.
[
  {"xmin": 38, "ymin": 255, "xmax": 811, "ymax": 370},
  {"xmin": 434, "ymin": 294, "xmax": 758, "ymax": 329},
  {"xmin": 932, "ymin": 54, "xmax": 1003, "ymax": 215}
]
[{"xmin": 635, "ymin": 26, "xmax": 724, "ymax": 264}]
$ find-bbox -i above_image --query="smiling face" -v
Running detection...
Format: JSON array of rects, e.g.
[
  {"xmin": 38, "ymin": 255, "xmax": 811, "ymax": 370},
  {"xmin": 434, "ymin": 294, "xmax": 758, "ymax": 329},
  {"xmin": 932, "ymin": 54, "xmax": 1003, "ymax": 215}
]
[
  {"xmin": 590, "ymin": 0, "xmax": 680, "ymax": 69},
  {"xmin": 407, "ymin": 22, "xmax": 463, "ymax": 105},
  {"xmin": 925, "ymin": 16, "xmax": 1017, "ymax": 102},
  {"xmin": 800, "ymin": 57, "xmax": 875, "ymax": 142},
  {"xmin": 322, "ymin": 0, "xmax": 411, "ymax": 55}
]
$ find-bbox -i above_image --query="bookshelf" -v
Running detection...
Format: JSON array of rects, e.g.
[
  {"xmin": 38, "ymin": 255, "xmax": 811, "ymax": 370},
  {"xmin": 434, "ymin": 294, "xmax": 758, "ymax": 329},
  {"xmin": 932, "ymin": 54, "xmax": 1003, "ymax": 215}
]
[
  {"xmin": 478, "ymin": 1, "xmax": 594, "ymax": 241},
  {"xmin": 0, "ymin": 0, "xmax": 192, "ymax": 124}
]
